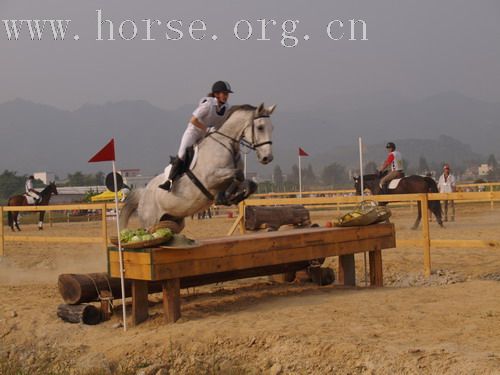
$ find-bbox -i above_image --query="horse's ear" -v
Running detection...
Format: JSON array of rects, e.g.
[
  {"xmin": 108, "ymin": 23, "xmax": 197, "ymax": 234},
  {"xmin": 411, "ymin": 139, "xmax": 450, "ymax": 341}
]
[
  {"xmin": 267, "ymin": 104, "xmax": 277, "ymax": 115},
  {"xmin": 255, "ymin": 103, "xmax": 265, "ymax": 117}
]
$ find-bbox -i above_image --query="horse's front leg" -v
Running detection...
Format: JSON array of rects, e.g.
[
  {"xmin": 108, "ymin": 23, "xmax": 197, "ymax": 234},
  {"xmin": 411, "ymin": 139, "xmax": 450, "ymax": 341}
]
[
  {"xmin": 38, "ymin": 211, "xmax": 45, "ymax": 230},
  {"xmin": 221, "ymin": 179, "xmax": 258, "ymax": 206},
  {"xmin": 411, "ymin": 201, "xmax": 422, "ymax": 230}
]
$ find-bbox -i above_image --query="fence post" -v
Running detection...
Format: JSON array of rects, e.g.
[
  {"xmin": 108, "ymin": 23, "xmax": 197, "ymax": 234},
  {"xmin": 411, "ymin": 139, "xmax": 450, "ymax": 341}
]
[
  {"xmin": 420, "ymin": 194, "xmax": 431, "ymax": 277},
  {"xmin": 0, "ymin": 206, "xmax": 4, "ymax": 257},
  {"xmin": 490, "ymin": 185, "xmax": 494, "ymax": 210},
  {"xmin": 101, "ymin": 204, "xmax": 108, "ymax": 253}
]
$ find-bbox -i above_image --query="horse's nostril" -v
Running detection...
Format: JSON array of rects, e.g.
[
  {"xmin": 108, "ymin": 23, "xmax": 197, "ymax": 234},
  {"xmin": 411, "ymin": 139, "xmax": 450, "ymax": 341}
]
[{"xmin": 262, "ymin": 157, "xmax": 268, "ymax": 163}]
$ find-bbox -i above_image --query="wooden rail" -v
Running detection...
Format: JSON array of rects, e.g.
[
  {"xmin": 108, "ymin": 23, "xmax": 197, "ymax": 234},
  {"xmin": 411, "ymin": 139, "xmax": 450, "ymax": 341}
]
[
  {"xmin": 229, "ymin": 191, "xmax": 500, "ymax": 277},
  {"xmin": 0, "ymin": 203, "xmax": 122, "ymax": 256}
]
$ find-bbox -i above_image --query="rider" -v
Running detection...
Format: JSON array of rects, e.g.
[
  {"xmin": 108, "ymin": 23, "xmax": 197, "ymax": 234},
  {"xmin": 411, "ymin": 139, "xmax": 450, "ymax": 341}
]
[
  {"xmin": 378, "ymin": 142, "xmax": 404, "ymax": 193},
  {"xmin": 159, "ymin": 81, "xmax": 233, "ymax": 191},
  {"xmin": 25, "ymin": 175, "xmax": 41, "ymax": 203}
]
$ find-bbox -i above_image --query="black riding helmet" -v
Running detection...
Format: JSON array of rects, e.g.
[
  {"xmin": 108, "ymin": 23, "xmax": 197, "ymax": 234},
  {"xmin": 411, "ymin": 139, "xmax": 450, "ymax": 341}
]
[
  {"xmin": 386, "ymin": 142, "xmax": 396, "ymax": 150},
  {"xmin": 212, "ymin": 81, "xmax": 233, "ymax": 93}
]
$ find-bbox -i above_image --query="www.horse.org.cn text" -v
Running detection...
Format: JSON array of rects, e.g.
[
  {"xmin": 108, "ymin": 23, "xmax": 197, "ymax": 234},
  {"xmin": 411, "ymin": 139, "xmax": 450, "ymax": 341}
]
[{"xmin": 2, "ymin": 10, "xmax": 368, "ymax": 47}]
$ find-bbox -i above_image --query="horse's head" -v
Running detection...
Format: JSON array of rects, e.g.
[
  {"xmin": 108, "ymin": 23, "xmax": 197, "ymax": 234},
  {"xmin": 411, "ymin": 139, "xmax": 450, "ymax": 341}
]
[
  {"xmin": 242, "ymin": 103, "xmax": 276, "ymax": 165},
  {"xmin": 353, "ymin": 174, "xmax": 379, "ymax": 195},
  {"xmin": 48, "ymin": 181, "xmax": 58, "ymax": 195}
]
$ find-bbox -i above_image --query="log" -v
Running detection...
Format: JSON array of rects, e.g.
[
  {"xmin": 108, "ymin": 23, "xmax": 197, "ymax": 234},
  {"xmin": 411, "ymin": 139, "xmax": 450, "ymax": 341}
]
[
  {"xmin": 58, "ymin": 261, "xmax": 311, "ymax": 304},
  {"xmin": 245, "ymin": 205, "xmax": 311, "ymax": 230},
  {"xmin": 57, "ymin": 304, "xmax": 101, "ymax": 325}
]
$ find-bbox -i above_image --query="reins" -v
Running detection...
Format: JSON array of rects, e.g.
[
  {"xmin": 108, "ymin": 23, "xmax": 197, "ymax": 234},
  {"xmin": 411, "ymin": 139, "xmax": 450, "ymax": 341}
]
[{"xmin": 209, "ymin": 114, "xmax": 272, "ymax": 153}]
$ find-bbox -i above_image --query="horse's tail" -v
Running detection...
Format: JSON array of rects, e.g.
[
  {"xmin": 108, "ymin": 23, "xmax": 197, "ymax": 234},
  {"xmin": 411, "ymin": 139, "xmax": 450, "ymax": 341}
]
[
  {"xmin": 425, "ymin": 177, "xmax": 442, "ymax": 222},
  {"xmin": 119, "ymin": 188, "xmax": 143, "ymax": 228},
  {"xmin": 424, "ymin": 177, "xmax": 438, "ymax": 193}
]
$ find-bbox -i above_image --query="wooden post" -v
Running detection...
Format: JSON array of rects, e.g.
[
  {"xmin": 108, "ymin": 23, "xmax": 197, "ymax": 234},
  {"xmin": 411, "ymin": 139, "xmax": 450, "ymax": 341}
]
[
  {"xmin": 227, "ymin": 213, "xmax": 244, "ymax": 236},
  {"xmin": 369, "ymin": 247, "xmax": 383, "ymax": 287},
  {"xmin": 101, "ymin": 204, "xmax": 107, "ymax": 254},
  {"xmin": 239, "ymin": 201, "xmax": 246, "ymax": 234},
  {"xmin": 490, "ymin": 185, "xmax": 494, "ymax": 210},
  {"xmin": 162, "ymin": 278, "xmax": 181, "ymax": 323},
  {"xmin": 131, "ymin": 280, "xmax": 149, "ymax": 326},
  {"xmin": 338, "ymin": 254, "xmax": 356, "ymax": 286},
  {"xmin": 420, "ymin": 194, "xmax": 431, "ymax": 277},
  {"xmin": 0, "ymin": 206, "xmax": 4, "ymax": 257}
]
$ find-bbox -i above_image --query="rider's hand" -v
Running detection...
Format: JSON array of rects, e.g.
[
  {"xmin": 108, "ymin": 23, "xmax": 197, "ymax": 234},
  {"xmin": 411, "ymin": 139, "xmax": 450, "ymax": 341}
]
[{"xmin": 206, "ymin": 126, "xmax": 215, "ymax": 134}]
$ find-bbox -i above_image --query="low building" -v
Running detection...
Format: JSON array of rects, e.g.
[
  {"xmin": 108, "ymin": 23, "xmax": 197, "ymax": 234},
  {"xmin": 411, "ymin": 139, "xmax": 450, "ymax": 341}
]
[
  {"xmin": 34, "ymin": 171, "xmax": 56, "ymax": 184},
  {"xmin": 478, "ymin": 164, "xmax": 492, "ymax": 177},
  {"xmin": 51, "ymin": 186, "xmax": 106, "ymax": 204}
]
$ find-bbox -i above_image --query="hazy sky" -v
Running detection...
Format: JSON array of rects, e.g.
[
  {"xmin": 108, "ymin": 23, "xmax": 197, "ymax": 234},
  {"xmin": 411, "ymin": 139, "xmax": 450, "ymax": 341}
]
[{"xmin": 2, "ymin": 0, "xmax": 500, "ymax": 112}]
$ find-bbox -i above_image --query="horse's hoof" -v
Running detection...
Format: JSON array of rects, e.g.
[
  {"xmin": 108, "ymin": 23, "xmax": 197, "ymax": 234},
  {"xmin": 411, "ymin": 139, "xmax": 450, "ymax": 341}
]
[{"xmin": 38, "ymin": 227, "xmax": 43, "ymax": 231}]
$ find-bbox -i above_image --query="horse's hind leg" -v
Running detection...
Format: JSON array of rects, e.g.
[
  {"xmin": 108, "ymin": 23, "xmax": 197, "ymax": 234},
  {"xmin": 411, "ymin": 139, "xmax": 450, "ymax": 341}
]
[
  {"xmin": 38, "ymin": 212, "xmax": 45, "ymax": 230},
  {"xmin": 430, "ymin": 201, "xmax": 444, "ymax": 227},
  {"xmin": 14, "ymin": 213, "xmax": 21, "ymax": 231},
  {"xmin": 411, "ymin": 201, "xmax": 422, "ymax": 230}
]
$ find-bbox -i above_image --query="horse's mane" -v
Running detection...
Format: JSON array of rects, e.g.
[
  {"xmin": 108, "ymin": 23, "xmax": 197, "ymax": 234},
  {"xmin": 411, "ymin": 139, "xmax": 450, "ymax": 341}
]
[
  {"xmin": 41, "ymin": 182, "xmax": 56, "ymax": 194},
  {"xmin": 363, "ymin": 173, "xmax": 380, "ymax": 181},
  {"xmin": 225, "ymin": 104, "xmax": 256, "ymax": 120}
]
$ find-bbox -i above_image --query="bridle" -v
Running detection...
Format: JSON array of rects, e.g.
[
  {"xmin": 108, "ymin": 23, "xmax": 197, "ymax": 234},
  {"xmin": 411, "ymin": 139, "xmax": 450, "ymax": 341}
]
[{"xmin": 209, "ymin": 114, "xmax": 273, "ymax": 153}]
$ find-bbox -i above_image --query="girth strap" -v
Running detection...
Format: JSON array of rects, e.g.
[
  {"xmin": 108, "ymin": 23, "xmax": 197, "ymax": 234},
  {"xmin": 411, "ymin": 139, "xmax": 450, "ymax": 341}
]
[{"xmin": 185, "ymin": 169, "xmax": 215, "ymax": 201}]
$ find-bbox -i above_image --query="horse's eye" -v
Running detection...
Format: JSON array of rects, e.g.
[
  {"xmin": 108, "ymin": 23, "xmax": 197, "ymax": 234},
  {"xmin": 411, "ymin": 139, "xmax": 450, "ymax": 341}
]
[{"xmin": 257, "ymin": 126, "xmax": 264, "ymax": 131}]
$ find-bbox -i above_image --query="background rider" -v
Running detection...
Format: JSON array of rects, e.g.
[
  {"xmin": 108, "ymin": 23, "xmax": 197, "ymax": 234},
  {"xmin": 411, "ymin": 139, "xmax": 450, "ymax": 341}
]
[
  {"xmin": 25, "ymin": 175, "xmax": 41, "ymax": 203},
  {"xmin": 378, "ymin": 142, "xmax": 405, "ymax": 194}
]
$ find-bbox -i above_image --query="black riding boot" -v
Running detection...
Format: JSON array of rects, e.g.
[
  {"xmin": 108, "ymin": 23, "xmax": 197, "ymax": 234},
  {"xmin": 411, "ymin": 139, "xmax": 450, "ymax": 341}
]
[
  {"xmin": 380, "ymin": 183, "xmax": 389, "ymax": 195},
  {"xmin": 158, "ymin": 156, "xmax": 184, "ymax": 191}
]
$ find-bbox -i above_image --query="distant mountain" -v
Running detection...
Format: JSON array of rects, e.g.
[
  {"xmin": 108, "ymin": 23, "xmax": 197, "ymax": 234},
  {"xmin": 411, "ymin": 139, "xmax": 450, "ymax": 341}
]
[{"xmin": 0, "ymin": 92, "xmax": 498, "ymax": 178}]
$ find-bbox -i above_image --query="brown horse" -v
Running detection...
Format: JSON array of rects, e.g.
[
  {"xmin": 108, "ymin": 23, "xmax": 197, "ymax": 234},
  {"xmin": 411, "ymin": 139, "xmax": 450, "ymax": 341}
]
[
  {"xmin": 7, "ymin": 182, "xmax": 58, "ymax": 231},
  {"xmin": 354, "ymin": 173, "xmax": 443, "ymax": 230}
]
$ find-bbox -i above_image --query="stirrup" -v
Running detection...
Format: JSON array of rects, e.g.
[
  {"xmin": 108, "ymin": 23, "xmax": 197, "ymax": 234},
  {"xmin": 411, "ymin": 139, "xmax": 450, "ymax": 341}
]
[{"xmin": 158, "ymin": 179, "xmax": 173, "ymax": 192}]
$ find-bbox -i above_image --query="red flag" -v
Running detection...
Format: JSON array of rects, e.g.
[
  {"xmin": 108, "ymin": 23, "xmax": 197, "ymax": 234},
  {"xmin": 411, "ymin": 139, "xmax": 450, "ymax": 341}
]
[
  {"xmin": 298, "ymin": 147, "xmax": 309, "ymax": 157},
  {"xmin": 88, "ymin": 138, "xmax": 115, "ymax": 163}
]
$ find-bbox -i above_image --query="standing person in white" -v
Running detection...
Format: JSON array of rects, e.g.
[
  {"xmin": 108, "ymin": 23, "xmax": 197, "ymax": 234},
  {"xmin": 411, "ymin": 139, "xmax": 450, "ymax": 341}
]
[
  {"xmin": 159, "ymin": 81, "xmax": 233, "ymax": 191},
  {"xmin": 25, "ymin": 175, "xmax": 40, "ymax": 203},
  {"xmin": 438, "ymin": 163, "xmax": 456, "ymax": 221}
]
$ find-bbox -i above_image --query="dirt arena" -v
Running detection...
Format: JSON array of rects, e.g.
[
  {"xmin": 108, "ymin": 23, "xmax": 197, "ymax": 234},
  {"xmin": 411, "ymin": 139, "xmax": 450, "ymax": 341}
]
[{"xmin": 1, "ymin": 203, "xmax": 500, "ymax": 375}]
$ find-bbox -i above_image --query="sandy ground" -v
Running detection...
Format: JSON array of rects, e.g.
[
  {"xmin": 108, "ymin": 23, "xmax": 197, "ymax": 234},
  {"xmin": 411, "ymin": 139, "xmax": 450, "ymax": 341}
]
[{"xmin": 1, "ymin": 203, "xmax": 500, "ymax": 374}]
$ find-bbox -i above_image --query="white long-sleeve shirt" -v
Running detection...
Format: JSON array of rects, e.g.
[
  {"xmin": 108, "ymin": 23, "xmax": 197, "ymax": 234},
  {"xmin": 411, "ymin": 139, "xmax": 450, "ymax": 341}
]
[{"xmin": 438, "ymin": 173, "xmax": 456, "ymax": 193}]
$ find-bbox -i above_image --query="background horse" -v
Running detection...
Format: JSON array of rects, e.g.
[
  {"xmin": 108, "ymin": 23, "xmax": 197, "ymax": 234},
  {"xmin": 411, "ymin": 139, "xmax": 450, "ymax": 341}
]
[
  {"xmin": 120, "ymin": 103, "xmax": 276, "ymax": 230},
  {"xmin": 354, "ymin": 173, "xmax": 443, "ymax": 229},
  {"xmin": 7, "ymin": 182, "xmax": 58, "ymax": 231}
]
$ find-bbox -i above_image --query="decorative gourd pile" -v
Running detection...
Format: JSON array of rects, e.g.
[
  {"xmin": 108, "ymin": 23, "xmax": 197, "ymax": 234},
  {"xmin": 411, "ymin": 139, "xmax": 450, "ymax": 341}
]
[
  {"xmin": 119, "ymin": 228, "xmax": 173, "ymax": 244},
  {"xmin": 334, "ymin": 201, "xmax": 391, "ymax": 227}
]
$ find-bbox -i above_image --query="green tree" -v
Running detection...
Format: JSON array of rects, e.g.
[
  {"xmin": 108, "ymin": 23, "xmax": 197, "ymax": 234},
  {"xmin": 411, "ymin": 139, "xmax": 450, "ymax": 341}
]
[
  {"xmin": 418, "ymin": 156, "xmax": 430, "ymax": 174},
  {"xmin": 0, "ymin": 170, "xmax": 26, "ymax": 203},
  {"xmin": 302, "ymin": 163, "xmax": 317, "ymax": 187},
  {"xmin": 288, "ymin": 164, "xmax": 300, "ymax": 187},
  {"xmin": 321, "ymin": 163, "xmax": 348, "ymax": 187},
  {"xmin": 273, "ymin": 165, "xmax": 284, "ymax": 191},
  {"xmin": 364, "ymin": 161, "xmax": 378, "ymax": 174}
]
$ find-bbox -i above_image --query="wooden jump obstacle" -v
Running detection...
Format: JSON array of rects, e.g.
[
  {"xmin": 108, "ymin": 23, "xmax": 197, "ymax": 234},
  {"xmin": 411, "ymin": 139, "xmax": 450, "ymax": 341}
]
[{"xmin": 108, "ymin": 223, "xmax": 395, "ymax": 325}]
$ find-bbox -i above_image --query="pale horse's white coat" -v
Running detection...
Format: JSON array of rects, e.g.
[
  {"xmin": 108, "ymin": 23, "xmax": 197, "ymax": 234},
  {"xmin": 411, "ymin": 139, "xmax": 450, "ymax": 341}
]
[{"xmin": 120, "ymin": 104, "xmax": 276, "ymax": 229}]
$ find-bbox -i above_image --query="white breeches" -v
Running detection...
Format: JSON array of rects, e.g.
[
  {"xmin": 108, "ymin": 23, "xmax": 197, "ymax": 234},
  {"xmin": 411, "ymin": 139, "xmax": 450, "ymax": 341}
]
[
  {"xmin": 177, "ymin": 124, "xmax": 204, "ymax": 159},
  {"xmin": 163, "ymin": 125, "xmax": 205, "ymax": 179},
  {"xmin": 27, "ymin": 191, "xmax": 40, "ymax": 199}
]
